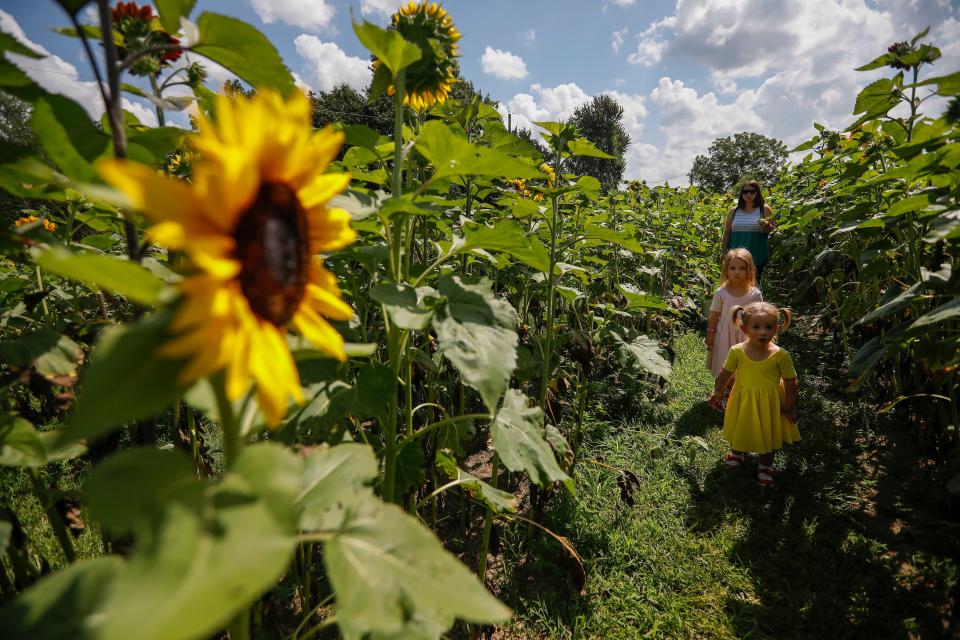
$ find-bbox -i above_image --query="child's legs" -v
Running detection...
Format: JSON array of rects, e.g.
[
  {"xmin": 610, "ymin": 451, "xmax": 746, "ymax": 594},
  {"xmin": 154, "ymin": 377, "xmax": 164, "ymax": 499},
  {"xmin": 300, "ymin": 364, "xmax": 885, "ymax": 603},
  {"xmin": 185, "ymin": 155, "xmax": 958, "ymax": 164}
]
[{"xmin": 758, "ymin": 451, "xmax": 775, "ymax": 466}]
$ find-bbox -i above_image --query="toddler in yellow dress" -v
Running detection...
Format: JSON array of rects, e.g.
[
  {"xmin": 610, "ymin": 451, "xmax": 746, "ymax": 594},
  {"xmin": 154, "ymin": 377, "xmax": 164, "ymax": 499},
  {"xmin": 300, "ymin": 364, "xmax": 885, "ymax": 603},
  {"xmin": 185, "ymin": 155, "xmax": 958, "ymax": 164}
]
[{"xmin": 707, "ymin": 302, "xmax": 799, "ymax": 487}]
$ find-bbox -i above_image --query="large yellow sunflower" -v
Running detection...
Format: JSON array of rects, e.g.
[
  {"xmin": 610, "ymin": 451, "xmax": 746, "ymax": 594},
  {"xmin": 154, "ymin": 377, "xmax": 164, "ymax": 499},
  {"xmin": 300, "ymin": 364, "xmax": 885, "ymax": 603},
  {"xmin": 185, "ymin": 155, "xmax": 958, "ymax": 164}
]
[
  {"xmin": 384, "ymin": 2, "xmax": 461, "ymax": 111},
  {"xmin": 98, "ymin": 90, "xmax": 356, "ymax": 426}
]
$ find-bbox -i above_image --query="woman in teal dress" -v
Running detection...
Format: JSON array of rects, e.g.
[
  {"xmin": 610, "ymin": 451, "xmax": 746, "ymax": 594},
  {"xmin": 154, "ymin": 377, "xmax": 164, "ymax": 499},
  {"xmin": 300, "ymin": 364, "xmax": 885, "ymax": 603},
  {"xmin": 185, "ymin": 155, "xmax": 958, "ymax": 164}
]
[{"xmin": 721, "ymin": 180, "xmax": 775, "ymax": 281}]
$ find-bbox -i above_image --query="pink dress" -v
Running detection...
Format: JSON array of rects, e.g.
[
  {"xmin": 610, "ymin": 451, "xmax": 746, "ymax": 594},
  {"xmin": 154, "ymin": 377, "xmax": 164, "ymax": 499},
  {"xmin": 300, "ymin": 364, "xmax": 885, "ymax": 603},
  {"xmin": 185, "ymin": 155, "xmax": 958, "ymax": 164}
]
[{"xmin": 707, "ymin": 286, "xmax": 763, "ymax": 378}]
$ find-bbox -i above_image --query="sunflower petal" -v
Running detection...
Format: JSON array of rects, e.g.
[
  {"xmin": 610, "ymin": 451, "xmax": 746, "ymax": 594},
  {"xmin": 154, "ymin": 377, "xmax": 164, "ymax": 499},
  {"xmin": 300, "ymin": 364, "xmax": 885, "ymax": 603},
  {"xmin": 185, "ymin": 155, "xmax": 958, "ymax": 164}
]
[
  {"xmin": 294, "ymin": 306, "xmax": 347, "ymax": 361},
  {"xmin": 298, "ymin": 173, "xmax": 351, "ymax": 210}
]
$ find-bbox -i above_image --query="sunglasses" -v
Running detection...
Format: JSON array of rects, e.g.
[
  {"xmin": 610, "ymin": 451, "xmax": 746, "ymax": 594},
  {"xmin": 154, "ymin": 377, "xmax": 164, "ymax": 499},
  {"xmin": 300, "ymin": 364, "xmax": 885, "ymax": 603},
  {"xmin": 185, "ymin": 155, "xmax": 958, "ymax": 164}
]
[{"xmin": 741, "ymin": 189, "xmax": 757, "ymax": 194}]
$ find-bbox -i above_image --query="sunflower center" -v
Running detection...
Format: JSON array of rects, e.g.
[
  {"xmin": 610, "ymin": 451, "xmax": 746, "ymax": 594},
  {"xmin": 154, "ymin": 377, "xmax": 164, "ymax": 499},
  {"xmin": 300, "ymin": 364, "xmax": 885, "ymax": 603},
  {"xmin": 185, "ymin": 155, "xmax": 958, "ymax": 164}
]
[{"xmin": 234, "ymin": 182, "xmax": 310, "ymax": 326}]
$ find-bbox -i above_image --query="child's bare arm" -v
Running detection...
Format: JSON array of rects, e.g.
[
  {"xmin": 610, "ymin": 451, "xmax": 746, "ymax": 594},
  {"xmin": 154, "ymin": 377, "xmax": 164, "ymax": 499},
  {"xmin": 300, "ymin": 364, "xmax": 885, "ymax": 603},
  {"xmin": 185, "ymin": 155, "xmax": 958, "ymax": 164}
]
[
  {"xmin": 781, "ymin": 377, "xmax": 798, "ymax": 422},
  {"xmin": 708, "ymin": 370, "xmax": 734, "ymax": 410},
  {"xmin": 706, "ymin": 311, "xmax": 720, "ymax": 346}
]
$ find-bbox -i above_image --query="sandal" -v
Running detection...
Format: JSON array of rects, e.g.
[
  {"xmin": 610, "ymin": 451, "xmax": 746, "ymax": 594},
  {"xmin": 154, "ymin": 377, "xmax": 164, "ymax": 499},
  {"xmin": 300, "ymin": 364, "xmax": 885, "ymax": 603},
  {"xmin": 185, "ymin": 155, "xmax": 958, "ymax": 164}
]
[
  {"xmin": 757, "ymin": 464, "xmax": 777, "ymax": 487},
  {"xmin": 723, "ymin": 452, "xmax": 744, "ymax": 469}
]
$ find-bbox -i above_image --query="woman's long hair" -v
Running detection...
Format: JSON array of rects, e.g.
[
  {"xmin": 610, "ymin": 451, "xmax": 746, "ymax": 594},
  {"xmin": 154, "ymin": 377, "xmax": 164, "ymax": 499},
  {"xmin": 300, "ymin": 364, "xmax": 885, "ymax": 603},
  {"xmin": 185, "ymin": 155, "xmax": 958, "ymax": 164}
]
[{"xmin": 736, "ymin": 179, "xmax": 765, "ymax": 211}]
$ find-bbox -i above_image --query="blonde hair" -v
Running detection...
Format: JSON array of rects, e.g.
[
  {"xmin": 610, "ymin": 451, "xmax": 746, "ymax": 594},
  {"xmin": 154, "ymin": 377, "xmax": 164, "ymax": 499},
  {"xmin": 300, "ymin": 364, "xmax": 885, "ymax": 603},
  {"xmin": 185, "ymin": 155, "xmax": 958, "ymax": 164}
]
[
  {"xmin": 730, "ymin": 301, "xmax": 792, "ymax": 335},
  {"xmin": 720, "ymin": 248, "xmax": 757, "ymax": 290}
]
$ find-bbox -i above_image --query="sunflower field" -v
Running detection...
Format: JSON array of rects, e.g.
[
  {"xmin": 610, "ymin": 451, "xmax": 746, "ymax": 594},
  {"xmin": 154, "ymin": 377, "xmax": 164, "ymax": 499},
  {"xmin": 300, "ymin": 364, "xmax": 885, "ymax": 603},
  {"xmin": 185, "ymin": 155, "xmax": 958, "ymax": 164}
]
[{"xmin": 0, "ymin": 1, "xmax": 958, "ymax": 638}]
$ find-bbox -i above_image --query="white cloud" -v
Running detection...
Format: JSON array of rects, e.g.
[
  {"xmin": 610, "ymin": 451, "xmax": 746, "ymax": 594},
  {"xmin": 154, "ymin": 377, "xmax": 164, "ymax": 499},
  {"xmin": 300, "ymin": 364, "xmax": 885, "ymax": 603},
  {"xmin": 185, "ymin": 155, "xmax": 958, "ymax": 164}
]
[
  {"xmin": 522, "ymin": 29, "xmax": 536, "ymax": 45},
  {"xmin": 611, "ymin": 28, "xmax": 627, "ymax": 53},
  {"xmin": 361, "ymin": 0, "xmax": 405, "ymax": 17},
  {"xmin": 294, "ymin": 35, "xmax": 371, "ymax": 92},
  {"xmin": 609, "ymin": 0, "xmax": 638, "ymax": 6},
  {"xmin": 249, "ymin": 0, "xmax": 335, "ymax": 32},
  {"xmin": 480, "ymin": 47, "xmax": 528, "ymax": 81},
  {"xmin": 626, "ymin": 16, "xmax": 675, "ymax": 67},
  {"xmin": 0, "ymin": 9, "xmax": 157, "ymax": 127},
  {"xmin": 500, "ymin": 82, "xmax": 592, "ymax": 134}
]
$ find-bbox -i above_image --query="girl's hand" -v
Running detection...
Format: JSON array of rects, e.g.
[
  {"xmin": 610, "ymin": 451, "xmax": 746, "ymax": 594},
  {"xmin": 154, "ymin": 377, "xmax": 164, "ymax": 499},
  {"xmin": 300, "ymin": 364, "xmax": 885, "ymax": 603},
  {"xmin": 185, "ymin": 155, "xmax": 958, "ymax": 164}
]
[
  {"xmin": 707, "ymin": 393, "xmax": 724, "ymax": 412},
  {"xmin": 759, "ymin": 218, "xmax": 775, "ymax": 232},
  {"xmin": 781, "ymin": 406, "xmax": 797, "ymax": 423},
  {"xmin": 705, "ymin": 334, "xmax": 715, "ymax": 348}
]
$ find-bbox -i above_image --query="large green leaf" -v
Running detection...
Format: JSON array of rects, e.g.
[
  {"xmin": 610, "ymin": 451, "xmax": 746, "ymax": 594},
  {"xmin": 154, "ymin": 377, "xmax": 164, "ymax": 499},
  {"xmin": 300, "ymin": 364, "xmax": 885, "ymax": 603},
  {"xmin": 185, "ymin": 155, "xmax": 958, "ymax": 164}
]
[
  {"xmin": 154, "ymin": 0, "xmax": 197, "ymax": 33},
  {"xmin": 490, "ymin": 390, "xmax": 572, "ymax": 491},
  {"xmin": 325, "ymin": 496, "xmax": 511, "ymax": 640},
  {"xmin": 910, "ymin": 298, "xmax": 960, "ymax": 330},
  {"xmin": 435, "ymin": 450, "xmax": 517, "ymax": 513},
  {"xmin": 351, "ymin": 20, "xmax": 422, "ymax": 78},
  {"xmin": 0, "ymin": 556, "xmax": 124, "ymax": 640},
  {"xmin": 459, "ymin": 219, "xmax": 551, "ymax": 272},
  {"xmin": 370, "ymin": 283, "xmax": 436, "ymax": 330},
  {"xmin": 617, "ymin": 283, "xmax": 668, "ymax": 310},
  {"xmin": 30, "ymin": 94, "xmax": 109, "ymax": 182},
  {"xmin": 416, "ymin": 121, "xmax": 544, "ymax": 185},
  {"xmin": 193, "ymin": 13, "xmax": 295, "ymax": 97},
  {"xmin": 613, "ymin": 333, "xmax": 672, "ymax": 380},
  {"xmin": 34, "ymin": 247, "xmax": 167, "ymax": 306},
  {"xmin": 854, "ymin": 281, "xmax": 924, "ymax": 326},
  {"xmin": 93, "ymin": 445, "xmax": 296, "ymax": 640},
  {"xmin": 567, "ymin": 138, "xmax": 616, "ymax": 159},
  {"xmin": 0, "ymin": 416, "xmax": 86, "ymax": 468},
  {"xmin": 852, "ymin": 78, "xmax": 900, "ymax": 117},
  {"xmin": 298, "ymin": 443, "xmax": 377, "ymax": 531},
  {"xmin": 582, "ymin": 223, "xmax": 644, "ymax": 252},
  {"xmin": 431, "ymin": 275, "xmax": 518, "ymax": 413},
  {"xmin": 0, "ymin": 32, "xmax": 43, "ymax": 59},
  {"xmin": 60, "ymin": 311, "xmax": 186, "ymax": 445},
  {"xmin": 84, "ymin": 448, "xmax": 203, "ymax": 535}
]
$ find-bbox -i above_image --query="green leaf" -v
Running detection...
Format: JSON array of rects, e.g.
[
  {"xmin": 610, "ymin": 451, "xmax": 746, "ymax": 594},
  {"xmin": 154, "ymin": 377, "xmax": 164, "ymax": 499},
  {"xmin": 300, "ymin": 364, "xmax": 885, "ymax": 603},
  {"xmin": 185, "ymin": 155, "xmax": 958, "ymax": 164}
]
[
  {"xmin": 34, "ymin": 247, "xmax": 166, "ymax": 306},
  {"xmin": 910, "ymin": 298, "xmax": 960, "ymax": 330},
  {"xmin": 298, "ymin": 443, "xmax": 377, "ymax": 531},
  {"xmin": 0, "ymin": 32, "xmax": 43, "ymax": 59},
  {"xmin": 193, "ymin": 13, "xmax": 295, "ymax": 97},
  {"xmin": 93, "ymin": 445, "xmax": 296, "ymax": 640},
  {"xmin": 0, "ymin": 416, "xmax": 86, "ymax": 468},
  {"xmin": 490, "ymin": 389, "xmax": 572, "ymax": 491},
  {"xmin": 575, "ymin": 175, "xmax": 602, "ymax": 199},
  {"xmin": 582, "ymin": 223, "xmax": 644, "ymax": 252},
  {"xmin": 128, "ymin": 127, "xmax": 188, "ymax": 164},
  {"xmin": 31, "ymin": 94, "xmax": 109, "ymax": 182},
  {"xmin": 61, "ymin": 311, "xmax": 186, "ymax": 446},
  {"xmin": 33, "ymin": 334, "xmax": 84, "ymax": 384},
  {"xmin": 459, "ymin": 219, "xmax": 551, "ymax": 272},
  {"xmin": 351, "ymin": 20, "xmax": 422, "ymax": 78},
  {"xmin": 54, "ymin": 0, "xmax": 93, "ymax": 16},
  {"xmin": 852, "ymin": 78, "xmax": 899, "ymax": 117},
  {"xmin": 567, "ymin": 138, "xmax": 616, "ymax": 159},
  {"xmin": 854, "ymin": 281, "xmax": 924, "ymax": 326},
  {"xmin": 416, "ymin": 121, "xmax": 544, "ymax": 184},
  {"xmin": 613, "ymin": 333, "xmax": 672, "ymax": 380},
  {"xmin": 923, "ymin": 209, "xmax": 960, "ymax": 242},
  {"xmin": 85, "ymin": 448, "xmax": 203, "ymax": 535},
  {"xmin": 617, "ymin": 283, "xmax": 668, "ymax": 310},
  {"xmin": 435, "ymin": 450, "xmax": 517, "ymax": 513},
  {"xmin": 154, "ymin": 0, "xmax": 197, "ymax": 33},
  {"xmin": 325, "ymin": 496, "xmax": 511, "ymax": 640},
  {"xmin": 432, "ymin": 275, "xmax": 518, "ymax": 414},
  {"xmin": 0, "ymin": 416, "xmax": 47, "ymax": 467},
  {"xmin": 370, "ymin": 283, "xmax": 436, "ymax": 330},
  {"xmin": 0, "ymin": 556, "xmax": 124, "ymax": 640}
]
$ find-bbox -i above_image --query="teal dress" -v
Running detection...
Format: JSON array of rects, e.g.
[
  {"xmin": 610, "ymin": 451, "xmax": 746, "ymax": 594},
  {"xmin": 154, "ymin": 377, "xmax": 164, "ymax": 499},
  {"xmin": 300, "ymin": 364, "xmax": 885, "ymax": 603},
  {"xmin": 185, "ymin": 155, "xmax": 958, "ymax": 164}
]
[{"xmin": 728, "ymin": 208, "xmax": 770, "ymax": 268}]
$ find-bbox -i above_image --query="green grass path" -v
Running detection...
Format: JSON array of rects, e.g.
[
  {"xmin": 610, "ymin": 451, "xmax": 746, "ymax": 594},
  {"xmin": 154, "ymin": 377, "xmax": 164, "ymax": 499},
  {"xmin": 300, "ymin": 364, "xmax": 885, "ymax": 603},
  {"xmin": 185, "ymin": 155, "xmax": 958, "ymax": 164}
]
[{"xmin": 499, "ymin": 331, "xmax": 955, "ymax": 639}]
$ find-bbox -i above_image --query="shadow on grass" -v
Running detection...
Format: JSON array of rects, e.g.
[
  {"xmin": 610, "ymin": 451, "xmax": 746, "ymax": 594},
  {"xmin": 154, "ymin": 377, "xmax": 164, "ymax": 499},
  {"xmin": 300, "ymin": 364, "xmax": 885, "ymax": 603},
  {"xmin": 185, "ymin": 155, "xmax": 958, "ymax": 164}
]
[{"xmin": 682, "ymin": 328, "xmax": 953, "ymax": 639}]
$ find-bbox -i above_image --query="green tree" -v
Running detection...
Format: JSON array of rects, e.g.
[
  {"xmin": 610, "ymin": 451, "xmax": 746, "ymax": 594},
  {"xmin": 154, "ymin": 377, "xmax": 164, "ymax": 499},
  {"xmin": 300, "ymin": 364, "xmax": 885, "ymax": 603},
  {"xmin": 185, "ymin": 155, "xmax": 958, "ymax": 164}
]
[
  {"xmin": 566, "ymin": 94, "xmax": 630, "ymax": 193},
  {"xmin": 309, "ymin": 83, "xmax": 393, "ymax": 136},
  {"xmin": 689, "ymin": 132, "xmax": 788, "ymax": 193}
]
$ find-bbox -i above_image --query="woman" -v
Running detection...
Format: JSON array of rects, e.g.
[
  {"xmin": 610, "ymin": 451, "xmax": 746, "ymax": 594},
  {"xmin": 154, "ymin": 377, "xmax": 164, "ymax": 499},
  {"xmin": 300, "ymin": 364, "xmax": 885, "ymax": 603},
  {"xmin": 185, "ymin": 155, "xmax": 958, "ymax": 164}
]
[{"xmin": 720, "ymin": 180, "xmax": 775, "ymax": 281}]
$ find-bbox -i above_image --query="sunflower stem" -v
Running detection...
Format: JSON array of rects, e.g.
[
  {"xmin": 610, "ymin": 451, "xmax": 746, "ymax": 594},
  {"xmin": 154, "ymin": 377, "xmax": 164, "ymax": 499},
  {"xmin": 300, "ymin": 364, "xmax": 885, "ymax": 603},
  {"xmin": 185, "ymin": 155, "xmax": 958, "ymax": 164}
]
[
  {"xmin": 382, "ymin": 68, "xmax": 408, "ymax": 505},
  {"xmin": 213, "ymin": 377, "xmax": 241, "ymax": 469}
]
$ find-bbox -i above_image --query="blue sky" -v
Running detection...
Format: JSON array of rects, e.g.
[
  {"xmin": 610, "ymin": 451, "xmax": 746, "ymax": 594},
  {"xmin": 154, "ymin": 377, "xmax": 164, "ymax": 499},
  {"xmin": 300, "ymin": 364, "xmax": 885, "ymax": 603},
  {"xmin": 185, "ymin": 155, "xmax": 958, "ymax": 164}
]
[{"xmin": 3, "ymin": 0, "xmax": 959, "ymax": 184}]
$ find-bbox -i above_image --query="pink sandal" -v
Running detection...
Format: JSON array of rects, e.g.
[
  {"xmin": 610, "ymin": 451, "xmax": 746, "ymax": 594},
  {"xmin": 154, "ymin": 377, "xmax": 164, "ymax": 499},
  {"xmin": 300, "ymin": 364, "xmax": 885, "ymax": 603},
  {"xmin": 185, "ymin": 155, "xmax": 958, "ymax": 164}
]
[
  {"xmin": 723, "ymin": 452, "xmax": 744, "ymax": 469},
  {"xmin": 757, "ymin": 464, "xmax": 777, "ymax": 487}
]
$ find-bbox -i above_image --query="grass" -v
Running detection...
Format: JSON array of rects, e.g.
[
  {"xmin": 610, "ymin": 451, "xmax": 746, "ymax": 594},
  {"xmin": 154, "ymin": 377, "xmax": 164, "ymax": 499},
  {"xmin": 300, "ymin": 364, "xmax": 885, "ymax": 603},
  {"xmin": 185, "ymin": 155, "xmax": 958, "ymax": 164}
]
[{"xmin": 494, "ymin": 331, "xmax": 958, "ymax": 639}]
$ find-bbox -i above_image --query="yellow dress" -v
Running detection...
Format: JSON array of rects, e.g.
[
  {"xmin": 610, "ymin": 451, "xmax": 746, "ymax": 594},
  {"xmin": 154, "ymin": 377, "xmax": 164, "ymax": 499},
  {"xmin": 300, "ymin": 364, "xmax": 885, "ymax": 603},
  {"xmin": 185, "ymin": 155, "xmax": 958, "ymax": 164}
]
[{"xmin": 722, "ymin": 344, "xmax": 800, "ymax": 454}]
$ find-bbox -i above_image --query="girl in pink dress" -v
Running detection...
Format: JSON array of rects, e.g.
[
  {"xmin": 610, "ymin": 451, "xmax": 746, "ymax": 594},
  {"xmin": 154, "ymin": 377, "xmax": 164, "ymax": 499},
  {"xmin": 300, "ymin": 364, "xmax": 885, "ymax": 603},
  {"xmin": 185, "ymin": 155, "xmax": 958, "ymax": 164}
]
[{"xmin": 706, "ymin": 248, "xmax": 762, "ymax": 378}]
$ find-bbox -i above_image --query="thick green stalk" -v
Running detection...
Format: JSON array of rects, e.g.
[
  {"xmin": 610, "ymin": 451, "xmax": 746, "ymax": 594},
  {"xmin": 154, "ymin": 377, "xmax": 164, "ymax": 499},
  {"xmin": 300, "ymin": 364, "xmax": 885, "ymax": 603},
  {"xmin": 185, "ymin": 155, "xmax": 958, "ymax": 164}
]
[
  {"xmin": 539, "ymin": 193, "xmax": 560, "ymax": 408},
  {"xmin": 476, "ymin": 455, "xmax": 500, "ymax": 579},
  {"xmin": 382, "ymin": 69, "xmax": 407, "ymax": 504}
]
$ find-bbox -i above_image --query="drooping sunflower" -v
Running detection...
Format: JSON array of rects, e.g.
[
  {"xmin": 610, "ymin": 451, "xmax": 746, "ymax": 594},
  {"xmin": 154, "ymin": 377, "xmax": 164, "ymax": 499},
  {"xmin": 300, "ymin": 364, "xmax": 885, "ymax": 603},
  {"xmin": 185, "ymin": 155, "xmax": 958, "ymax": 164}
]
[
  {"xmin": 98, "ymin": 90, "xmax": 356, "ymax": 426},
  {"xmin": 383, "ymin": 2, "xmax": 461, "ymax": 111}
]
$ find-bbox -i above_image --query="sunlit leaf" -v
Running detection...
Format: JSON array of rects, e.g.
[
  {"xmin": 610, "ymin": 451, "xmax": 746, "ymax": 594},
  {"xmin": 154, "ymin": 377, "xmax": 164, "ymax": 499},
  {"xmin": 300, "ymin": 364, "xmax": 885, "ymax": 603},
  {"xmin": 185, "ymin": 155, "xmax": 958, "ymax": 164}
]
[
  {"xmin": 34, "ymin": 247, "xmax": 167, "ymax": 306},
  {"xmin": 491, "ymin": 390, "xmax": 572, "ymax": 491}
]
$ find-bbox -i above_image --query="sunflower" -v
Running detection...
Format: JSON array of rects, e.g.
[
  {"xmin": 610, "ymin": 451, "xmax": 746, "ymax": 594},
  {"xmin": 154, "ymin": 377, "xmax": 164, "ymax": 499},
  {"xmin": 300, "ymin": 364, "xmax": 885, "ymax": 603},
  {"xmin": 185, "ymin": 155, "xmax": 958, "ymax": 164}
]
[
  {"xmin": 539, "ymin": 163, "xmax": 556, "ymax": 187},
  {"xmin": 383, "ymin": 2, "xmax": 461, "ymax": 111},
  {"xmin": 98, "ymin": 90, "xmax": 356, "ymax": 426},
  {"xmin": 14, "ymin": 215, "xmax": 56, "ymax": 231}
]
